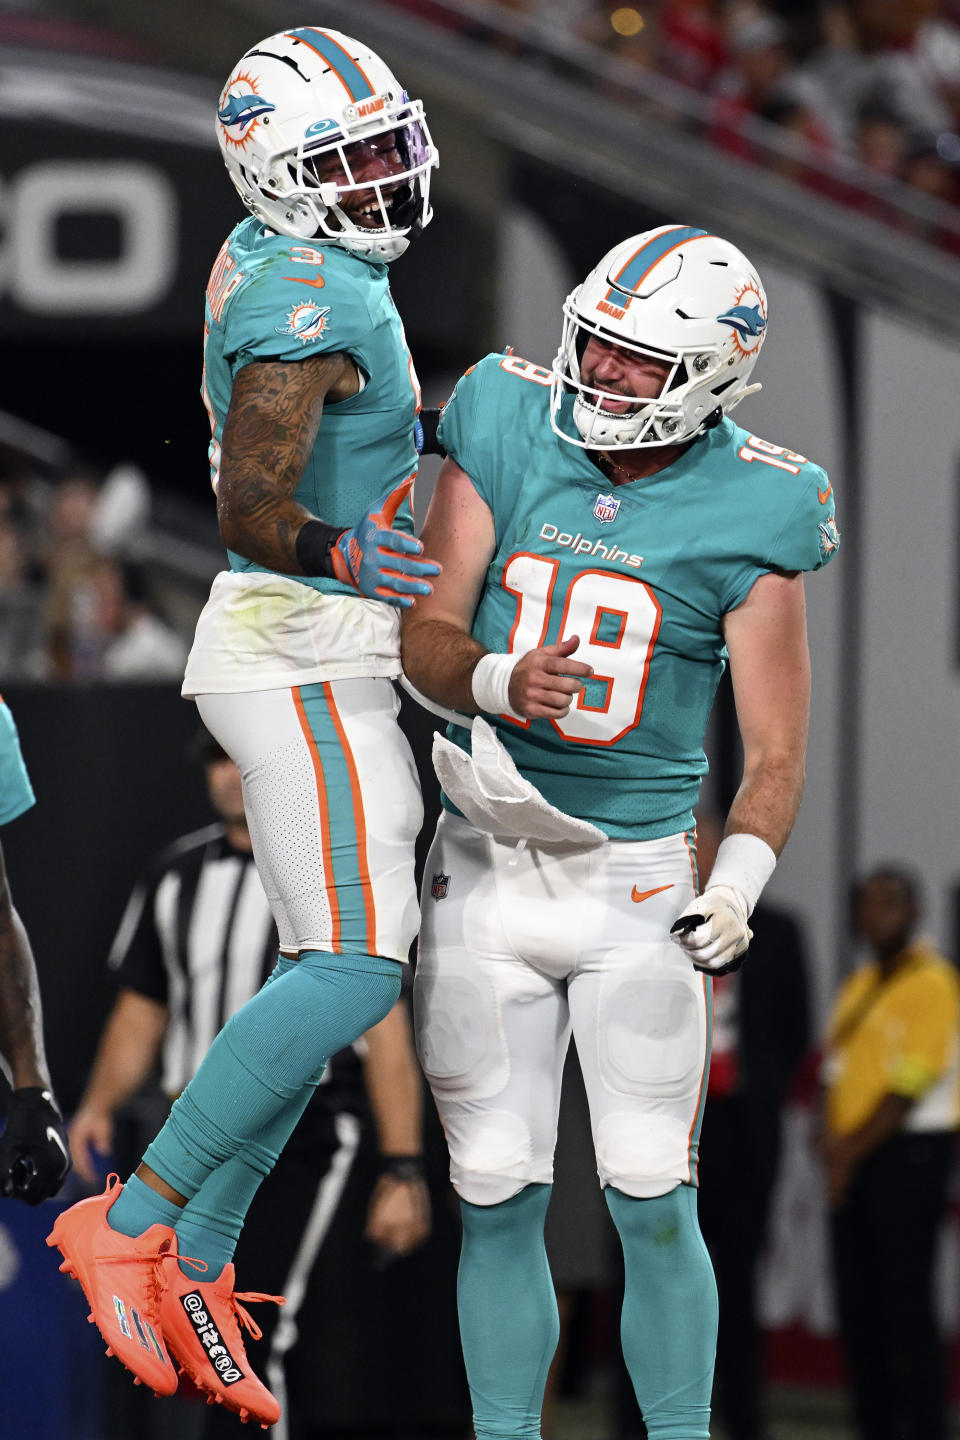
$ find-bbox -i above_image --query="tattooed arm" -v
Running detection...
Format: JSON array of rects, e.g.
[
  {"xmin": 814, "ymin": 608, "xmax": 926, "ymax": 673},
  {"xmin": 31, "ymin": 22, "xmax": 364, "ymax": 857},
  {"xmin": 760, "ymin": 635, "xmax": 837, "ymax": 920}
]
[
  {"xmin": 215, "ymin": 352, "xmax": 360, "ymax": 572},
  {"xmin": 0, "ymin": 839, "xmax": 51, "ymax": 1091}
]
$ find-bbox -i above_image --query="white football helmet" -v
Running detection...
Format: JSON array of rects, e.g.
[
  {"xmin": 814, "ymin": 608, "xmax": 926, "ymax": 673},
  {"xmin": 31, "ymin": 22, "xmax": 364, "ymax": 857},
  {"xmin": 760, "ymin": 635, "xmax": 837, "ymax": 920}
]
[
  {"xmin": 550, "ymin": 225, "xmax": 768, "ymax": 449},
  {"xmin": 216, "ymin": 27, "xmax": 438, "ymax": 262}
]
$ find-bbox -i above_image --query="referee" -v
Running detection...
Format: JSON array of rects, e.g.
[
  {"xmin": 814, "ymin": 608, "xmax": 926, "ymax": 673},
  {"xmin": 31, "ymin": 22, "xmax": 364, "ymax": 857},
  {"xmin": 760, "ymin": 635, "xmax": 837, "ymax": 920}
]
[{"xmin": 69, "ymin": 731, "xmax": 451, "ymax": 1440}]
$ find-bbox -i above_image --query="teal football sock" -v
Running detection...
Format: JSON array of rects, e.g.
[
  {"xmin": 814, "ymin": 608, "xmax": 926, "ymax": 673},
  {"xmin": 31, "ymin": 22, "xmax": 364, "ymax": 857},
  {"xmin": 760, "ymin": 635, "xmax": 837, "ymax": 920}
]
[
  {"xmin": 107, "ymin": 1172, "xmax": 183, "ymax": 1239},
  {"xmin": 172, "ymin": 1217, "xmax": 234, "ymax": 1282},
  {"xmin": 606, "ymin": 1184, "xmax": 718, "ymax": 1440},
  {"xmin": 458, "ymin": 1185, "xmax": 558, "ymax": 1440},
  {"xmin": 174, "ymin": 1080, "xmax": 320, "ymax": 1276},
  {"xmin": 142, "ymin": 949, "xmax": 400, "ymax": 1201}
]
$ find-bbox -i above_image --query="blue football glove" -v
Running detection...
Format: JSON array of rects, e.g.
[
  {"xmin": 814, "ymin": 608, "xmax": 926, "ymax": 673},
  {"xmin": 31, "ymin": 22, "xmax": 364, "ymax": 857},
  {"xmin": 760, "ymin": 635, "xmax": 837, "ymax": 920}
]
[{"xmin": 330, "ymin": 477, "xmax": 440, "ymax": 609}]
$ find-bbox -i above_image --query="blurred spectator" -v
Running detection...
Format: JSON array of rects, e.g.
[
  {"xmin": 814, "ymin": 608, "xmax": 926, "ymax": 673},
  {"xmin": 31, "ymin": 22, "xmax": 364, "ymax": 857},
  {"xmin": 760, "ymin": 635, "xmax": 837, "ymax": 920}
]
[
  {"xmin": 0, "ymin": 456, "xmax": 185, "ymax": 682},
  {"xmin": 659, "ymin": 0, "xmax": 727, "ymax": 91},
  {"xmin": 900, "ymin": 135, "xmax": 960, "ymax": 249},
  {"xmin": 0, "ymin": 518, "xmax": 44, "ymax": 677},
  {"xmin": 904, "ymin": 137, "xmax": 959, "ymax": 203},
  {"xmin": 758, "ymin": 93, "xmax": 844, "ymax": 198},
  {"xmin": 93, "ymin": 560, "xmax": 189, "ymax": 682},
  {"xmin": 35, "ymin": 470, "xmax": 108, "ymax": 680},
  {"xmin": 720, "ymin": 3, "xmax": 792, "ymax": 96},
  {"xmin": 415, "ymin": 0, "xmax": 960, "ymax": 249},
  {"xmin": 854, "ymin": 100, "xmax": 910, "ymax": 180},
  {"xmin": 0, "ymin": 462, "xmax": 54, "ymax": 572},
  {"xmin": 796, "ymin": 0, "xmax": 960, "ymax": 148},
  {"xmin": 44, "ymin": 557, "xmax": 187, "ymax": 683},
  {"xmin": 914, "ymin": 0, "xmax": 960, "ymax": 126},
  {"xmin": 41, "ymin": 469, "xmax": 100, "ymax": 578},
  {"xmin": 709, "ymin": 3, "xmax": 795, "ymax": 156},
  {"xmin": 820, "ymin": 866, "xmax": 960, "ymax": 1440}
]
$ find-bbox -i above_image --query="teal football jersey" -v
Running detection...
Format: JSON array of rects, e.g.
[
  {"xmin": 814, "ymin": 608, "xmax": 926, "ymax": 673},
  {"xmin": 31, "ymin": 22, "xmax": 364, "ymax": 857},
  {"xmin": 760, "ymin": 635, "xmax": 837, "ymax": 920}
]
[
  {"xmin": 438, "ymin": 353, "xmax": 840, "ymax": 840},
  {"xmin": 0, "ymin": 698, "xmax": 35, "ymax": 827},
  {"xmin": 202, "ymin": 219, "xmax": 421, "ymax": 596}
]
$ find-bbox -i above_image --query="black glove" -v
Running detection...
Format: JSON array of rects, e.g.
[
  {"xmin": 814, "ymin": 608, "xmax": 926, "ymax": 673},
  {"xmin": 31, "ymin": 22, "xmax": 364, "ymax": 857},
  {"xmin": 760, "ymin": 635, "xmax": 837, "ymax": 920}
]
[
  {"xmin": 0, "ymin": 1087, "xmax": 71, "ymax": 1204},
  {"xmin": 414, "ymin": 407, "xmax": 446, "ymax": 458}
]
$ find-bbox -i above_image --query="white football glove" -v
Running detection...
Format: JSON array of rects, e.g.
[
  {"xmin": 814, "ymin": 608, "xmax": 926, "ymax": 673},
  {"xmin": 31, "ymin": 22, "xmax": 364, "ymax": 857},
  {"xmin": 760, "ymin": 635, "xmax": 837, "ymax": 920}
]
[{"xmin": 670, "ymin": 884, "xmax": 753, "ymax": 975}]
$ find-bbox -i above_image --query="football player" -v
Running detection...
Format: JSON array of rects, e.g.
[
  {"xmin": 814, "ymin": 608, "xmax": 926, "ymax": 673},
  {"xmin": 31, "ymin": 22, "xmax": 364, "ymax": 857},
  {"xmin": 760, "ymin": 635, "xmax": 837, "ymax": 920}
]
[
  {"xmin": 401, "ymin": 225, "xmax": 839, "ymax": 1440},
  {"xmin": 49, "ymin": 28, "xmax": 439, "ymax": 1426},
  {"xmin": 0, "ymin": 698, "xmax": 70, "ymax": 1206}
]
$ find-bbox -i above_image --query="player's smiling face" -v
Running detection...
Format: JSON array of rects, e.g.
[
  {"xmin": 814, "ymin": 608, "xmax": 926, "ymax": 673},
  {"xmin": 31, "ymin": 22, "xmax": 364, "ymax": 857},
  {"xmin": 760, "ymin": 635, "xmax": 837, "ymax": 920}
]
[
  {"xmin": 309, "ymin": 133, "xmax": 407, "ymax": 226},
  {"xmin": 580, "ymin": 335, "xmax": 673, "ymax": 413}
]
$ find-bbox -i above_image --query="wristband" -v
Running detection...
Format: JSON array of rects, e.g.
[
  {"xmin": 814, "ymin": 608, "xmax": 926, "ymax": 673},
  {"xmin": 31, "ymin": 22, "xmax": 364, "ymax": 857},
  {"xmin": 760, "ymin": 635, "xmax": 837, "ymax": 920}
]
[
  {"xmin": 471, "ymin": 652, "xmax": 524, "ymax": 720},
  {"xmin": 295, "ymin": 519, "xmax": 348, "ymax": 578},
  {"xmin": 379, "ymin": 1155, "xmax": 425, "ymax": 1182},
  {"xmin": 705, "ymin": 832, "xmax": 777, "ymax": 917}
]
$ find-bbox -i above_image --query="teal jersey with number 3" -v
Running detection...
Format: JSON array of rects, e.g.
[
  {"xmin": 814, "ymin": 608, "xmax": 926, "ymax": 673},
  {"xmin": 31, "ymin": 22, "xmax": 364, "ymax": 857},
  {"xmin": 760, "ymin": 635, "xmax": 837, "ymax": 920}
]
[
  {"xmin": 201, "ymin": 218, "xmax": 421, "ymax": 595},
  {"xmin": 438, "ymin": 352, "xmax": 840, "ymax": 840}
]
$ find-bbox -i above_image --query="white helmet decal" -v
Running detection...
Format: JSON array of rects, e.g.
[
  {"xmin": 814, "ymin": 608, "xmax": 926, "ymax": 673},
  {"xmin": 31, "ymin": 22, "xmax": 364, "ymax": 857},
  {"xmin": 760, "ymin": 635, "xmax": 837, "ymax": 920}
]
[
  {"xmin": 216, "ymin": 28, "xmax": 438, "ymax": 262},
  {"xmin": 550, "ymin": 226, "xmax": 767, "ymax": 450}
]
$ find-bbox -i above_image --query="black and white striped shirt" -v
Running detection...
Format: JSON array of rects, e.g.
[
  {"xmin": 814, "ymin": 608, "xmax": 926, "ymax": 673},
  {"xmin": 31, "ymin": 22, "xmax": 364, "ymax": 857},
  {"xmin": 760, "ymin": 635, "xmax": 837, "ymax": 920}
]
[{"xmin": 108, "ymin": 823, "xmax": 364, "ymax": 1111}]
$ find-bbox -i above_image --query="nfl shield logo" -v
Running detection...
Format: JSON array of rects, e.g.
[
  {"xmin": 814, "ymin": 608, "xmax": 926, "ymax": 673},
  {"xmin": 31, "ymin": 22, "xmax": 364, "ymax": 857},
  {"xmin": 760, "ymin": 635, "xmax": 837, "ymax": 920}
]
[
  {"xmin": 430, "ymin": 872, "xmax": 450, "ymax": 901},
  {"xmin": 593, "ymin": 493, "xmax": 620, "ymax": 524}
]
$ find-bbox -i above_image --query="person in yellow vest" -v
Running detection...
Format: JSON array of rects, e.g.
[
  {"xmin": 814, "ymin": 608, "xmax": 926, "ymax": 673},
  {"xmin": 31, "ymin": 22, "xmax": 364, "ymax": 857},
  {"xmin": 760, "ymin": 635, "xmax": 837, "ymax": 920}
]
[{"xmin": 820, "ymin": 866, "xmax": 960, "ymax": 1440}]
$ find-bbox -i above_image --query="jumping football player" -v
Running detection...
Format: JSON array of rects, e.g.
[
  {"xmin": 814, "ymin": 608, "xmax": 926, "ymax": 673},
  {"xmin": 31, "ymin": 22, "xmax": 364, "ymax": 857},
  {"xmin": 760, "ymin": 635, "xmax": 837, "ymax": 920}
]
[{"xmin": 49, "ymin": 28, "xmax": 439, "ymax": 1427}]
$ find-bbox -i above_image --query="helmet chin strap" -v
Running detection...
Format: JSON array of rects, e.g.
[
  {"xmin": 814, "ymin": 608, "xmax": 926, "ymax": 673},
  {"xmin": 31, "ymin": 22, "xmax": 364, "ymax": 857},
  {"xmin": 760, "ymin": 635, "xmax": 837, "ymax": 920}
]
[
  {"xmin": 573, "ymin": 393, "xmax": 656, "ymax": 448},
  {"xmin": 312, "ymin": 181, "xmax": 419, "ymax": 261}
]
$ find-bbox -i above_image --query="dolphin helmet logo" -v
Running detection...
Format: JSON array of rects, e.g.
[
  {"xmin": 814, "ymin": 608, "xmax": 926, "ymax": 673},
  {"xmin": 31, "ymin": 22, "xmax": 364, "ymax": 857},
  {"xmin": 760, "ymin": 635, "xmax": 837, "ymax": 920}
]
[
  {"xmin": 719, "ymin": 283, "xmax": 768, "ymax": 358},
  {"xmin": 218, "ymin": 71, "xmax": 274, "ymax": 150},
  {"xmin": 218, "ymin": 93, "xmax": 275, "ymax": 129},
  {"xmin": 716, "ymin": 304, "xmax": 766, "ymax": 338}
]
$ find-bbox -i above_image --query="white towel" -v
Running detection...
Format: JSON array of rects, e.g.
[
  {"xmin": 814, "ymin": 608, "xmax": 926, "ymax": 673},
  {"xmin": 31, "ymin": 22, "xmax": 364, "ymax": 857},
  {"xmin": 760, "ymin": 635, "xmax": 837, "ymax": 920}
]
[{"xmin": 433, "ymin": 717, "xmax": 607, "ymax": 847}]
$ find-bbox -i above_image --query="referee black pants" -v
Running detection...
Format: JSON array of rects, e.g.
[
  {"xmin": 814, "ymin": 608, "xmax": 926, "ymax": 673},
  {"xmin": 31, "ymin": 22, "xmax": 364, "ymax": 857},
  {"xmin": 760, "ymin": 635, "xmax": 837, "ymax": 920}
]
[{"xmin": 829, "ymin": 1129, "xmax": 956, "ymax": 1440}]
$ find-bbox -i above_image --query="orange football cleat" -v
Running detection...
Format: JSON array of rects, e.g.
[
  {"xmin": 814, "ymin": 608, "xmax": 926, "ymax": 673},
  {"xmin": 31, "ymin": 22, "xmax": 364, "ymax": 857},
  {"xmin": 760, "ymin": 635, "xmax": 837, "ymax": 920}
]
[
  {"xmin": 46, "ymin": 1175, "xmax": 179, "ymax": 1396},
  {"xmin": 160, "ymin": 1260, "xmax": 285, "ymax": 1427}
]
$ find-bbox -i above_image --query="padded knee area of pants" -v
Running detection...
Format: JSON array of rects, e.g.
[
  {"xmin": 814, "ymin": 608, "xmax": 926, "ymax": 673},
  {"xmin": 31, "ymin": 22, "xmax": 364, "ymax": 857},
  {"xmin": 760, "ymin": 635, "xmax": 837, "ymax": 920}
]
[
  {"xmin": 414, "ymin": 962, "xmax": 508, "ymax": 1100},
  {"xmin": 448, "ymin": 1110, "xmax": 538, "ymax": 1205},
  {"xmin": 596, "ymin": 1112, "xmax": 693, "ymax": 1195},
  {"xmin": 599, "ymin": 954, "xmax": 704, "ymax": 1099}
]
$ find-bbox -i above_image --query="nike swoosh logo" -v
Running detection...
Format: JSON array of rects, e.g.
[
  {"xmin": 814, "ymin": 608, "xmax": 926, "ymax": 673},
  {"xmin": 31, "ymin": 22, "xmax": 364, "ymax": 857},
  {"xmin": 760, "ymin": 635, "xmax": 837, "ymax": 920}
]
[
  {"xmin": 818, "ymin": 483, "xmax": 832, "ymax": 504},
  {"xmin": 631, "ymin": 883, "xmax": 675, "ymax": 904},
  {"xmin": 283, "ymin": 272, "xmax": 325, "ymax": 289},
  {"xmin": 46, "ymin": 1126, "xmax": 69, "ymax": 1163}
]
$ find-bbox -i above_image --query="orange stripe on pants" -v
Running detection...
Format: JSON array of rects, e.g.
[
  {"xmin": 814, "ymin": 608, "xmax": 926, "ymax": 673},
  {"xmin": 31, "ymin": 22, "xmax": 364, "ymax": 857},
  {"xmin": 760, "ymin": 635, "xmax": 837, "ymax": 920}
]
[
  {"xmin": 292, "ymin": 685, "xmax": 342, "ymax": 953},
  {"xmin": 322, "ymin": 681, "xmax": 378, "ymax": 958}
]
